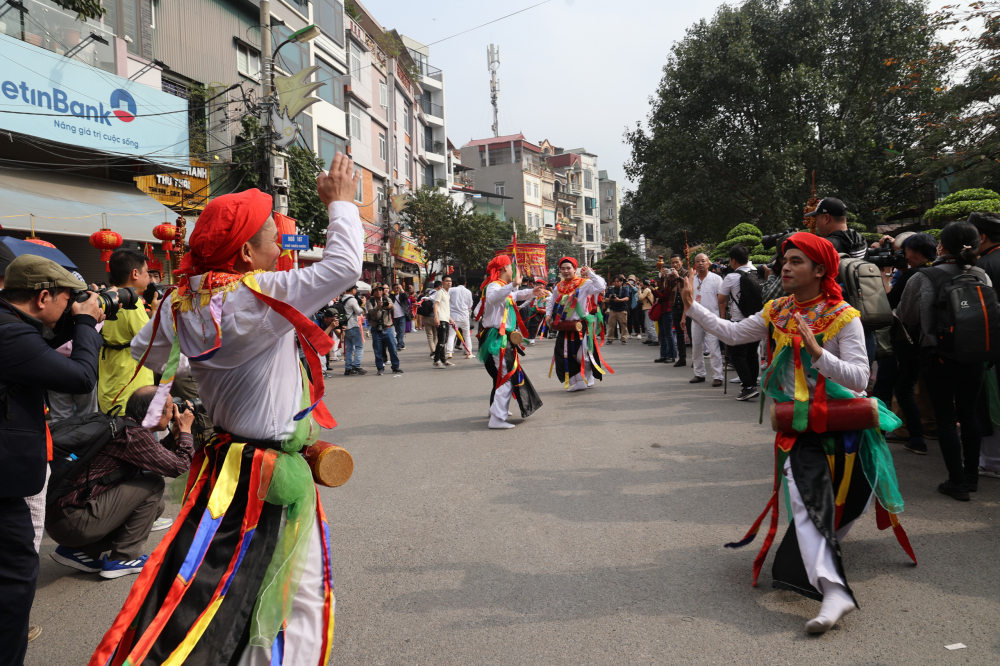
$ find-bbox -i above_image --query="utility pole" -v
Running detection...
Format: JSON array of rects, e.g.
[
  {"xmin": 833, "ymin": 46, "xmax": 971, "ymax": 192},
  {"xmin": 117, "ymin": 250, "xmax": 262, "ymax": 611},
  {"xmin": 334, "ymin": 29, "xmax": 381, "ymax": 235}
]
[
  {"xmin": 487, "ymin": 44, "xmax": 500, "ymax": 138},
  {"xmin": 259, "ymin": 0, "xmax": 274, "ymax": 202}
]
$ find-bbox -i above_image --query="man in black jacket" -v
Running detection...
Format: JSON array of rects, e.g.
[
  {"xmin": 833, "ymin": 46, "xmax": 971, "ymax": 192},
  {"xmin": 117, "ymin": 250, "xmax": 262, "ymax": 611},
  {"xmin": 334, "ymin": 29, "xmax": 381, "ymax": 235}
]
[
  {"xmin": 805, "ymin": 197, "xmax": 867, "ymax": 258},
  {"xmin": 0, "ymin": 255, "xmax": 103, "ymax": 666}
]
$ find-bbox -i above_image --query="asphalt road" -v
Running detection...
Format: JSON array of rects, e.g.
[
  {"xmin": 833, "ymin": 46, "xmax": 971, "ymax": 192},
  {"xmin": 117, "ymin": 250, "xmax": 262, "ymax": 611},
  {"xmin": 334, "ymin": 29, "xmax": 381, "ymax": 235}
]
[{"xmin": 26, "ymin": 331, "xmax": 1000, "ymax": 665}]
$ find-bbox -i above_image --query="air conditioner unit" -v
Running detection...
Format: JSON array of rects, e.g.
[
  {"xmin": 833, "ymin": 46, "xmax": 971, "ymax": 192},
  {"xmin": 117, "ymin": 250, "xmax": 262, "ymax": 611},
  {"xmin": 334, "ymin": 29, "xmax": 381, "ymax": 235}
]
[
  {"xmin": 270, "ymin": 155, "xmax": 285, "ymax": 182},
  {"xmin": 276, "ymin": 194, "xmax": 288, "ymax": 212}
]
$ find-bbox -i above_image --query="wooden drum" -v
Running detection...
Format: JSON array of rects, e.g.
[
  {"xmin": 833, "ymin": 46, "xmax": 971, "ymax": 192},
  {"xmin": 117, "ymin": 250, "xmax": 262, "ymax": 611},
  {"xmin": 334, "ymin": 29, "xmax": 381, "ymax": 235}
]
[
  {"xmin": 550, "ymin": 321, "xmax": 583, "ymax": 333},
  {"xmin": 770, "ymin": 398, "xmax": 880, "ymax": 434},
  {"xmin": 303, "ymin": 441, "xmax": 354, "ymax": 487}
]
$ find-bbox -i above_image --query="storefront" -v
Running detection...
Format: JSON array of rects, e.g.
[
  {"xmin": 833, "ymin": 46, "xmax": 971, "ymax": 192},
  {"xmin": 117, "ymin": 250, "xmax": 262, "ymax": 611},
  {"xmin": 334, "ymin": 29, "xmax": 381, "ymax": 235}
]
[{"xmin": 0, "ymin": 30, "xmax": 189, "ymax": 283}]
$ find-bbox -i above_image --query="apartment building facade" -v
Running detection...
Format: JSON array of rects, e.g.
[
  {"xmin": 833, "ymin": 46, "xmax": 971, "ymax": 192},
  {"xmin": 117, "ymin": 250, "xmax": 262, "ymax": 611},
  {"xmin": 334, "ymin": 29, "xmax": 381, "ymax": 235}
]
[{"xmin": 598, "ymin": 170, "xmax": 621, "ymax": 245}]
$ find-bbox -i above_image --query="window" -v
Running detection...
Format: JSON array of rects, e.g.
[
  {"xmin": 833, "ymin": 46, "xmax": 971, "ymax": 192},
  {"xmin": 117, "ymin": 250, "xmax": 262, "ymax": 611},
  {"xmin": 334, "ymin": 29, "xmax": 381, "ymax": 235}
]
[
  {"xmin": 237, "ymin": 42, "xmax": 260, "ymax": 79},
  {"xmin": 104, "ymin": 0, "xmax": 143, "ymax": 56},
  {"xmin": 317, "ymin": 0, "xmax": 345, "ymax": 46},
  {"xmin": 607, "ymin": 187, "xmax": 612, "ymax": 198},
  {"xmin": 299, "ymin": 112, "xmax": 313, "ymax": 151},
  {"xmin": 349, "ymin": 106, "xmax": 362, "ymax": 140},
  {"xmin": 403, "ymin": 103, "xmax": 410, "ymax": 134},
  {"xmin": 424, "ymin": 164, "xmax": 434, "ymax": 187},
  {"xmin": 586, "ymin": 224, "xmax": 594, "ymax": 242},
  {"xmin": 315, "ymin": 58, "xmax": 344, "ymax": 109},
  {"xmin": 377, "ymin": 186, "xmax": 386, "ymax": 209},
  {"xmin": 349, "ymin": 42, "xmax": 362, "ymax": 81},
  {"xmin": 318, "ymin": 128, "xmax": 347, "ymax": 170},
  {"xmin": 584, "ymin": 169, "xmax": 593, "ymax": 190},
  {"xmin": 355, "ymin": 170, "xmax": 364, "ymax": 203},
  {"xmin": 404, "ymin": 151, "xmax": 411, "ymax": 179},
  {"xmin": 379, "ymin": 81, "xmax": 388, "ymax": 108},
  {"xmin": 543, "ymin": 210, "xmax": 555, "ymax": 227},
  {"xmin": 525, "ymin": 179, "xmax": 531, "ymax": 196},
  {"xmin": 495, "ymin": 183, "xmax": 505, "ymax": 196},
  {"xmin": 274, "ymin": 25, "xmax": 308, "ymax": 73},
  {"xmin": 378, "ymin": 132, "xmax": 386, "ymax": 161},
  {"xmin": 534, "ymin": 183, "xmax": 539, "ymax": 198}
]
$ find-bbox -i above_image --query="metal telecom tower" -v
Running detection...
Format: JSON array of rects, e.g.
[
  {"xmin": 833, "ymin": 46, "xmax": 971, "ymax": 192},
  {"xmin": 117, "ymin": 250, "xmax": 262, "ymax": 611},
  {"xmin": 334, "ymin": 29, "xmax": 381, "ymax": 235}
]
[{"xmin": 487, "ymin": 44, "xmax": 500, "ymax": 137}]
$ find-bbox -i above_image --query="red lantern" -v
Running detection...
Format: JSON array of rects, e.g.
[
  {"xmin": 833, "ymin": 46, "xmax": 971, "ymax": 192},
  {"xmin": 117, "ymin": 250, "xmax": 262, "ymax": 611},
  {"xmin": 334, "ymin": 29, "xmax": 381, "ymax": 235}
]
[
  {"xmin": 90, "ymin": 228, "xmax": 123, "ymax": 271},
  {"xmin": 24, "ymin": 237, "xmax": 56, "ymax": 249},
  {"xmin": 153, "ymin": 223, "xmax": 178, "ymax": 260}
]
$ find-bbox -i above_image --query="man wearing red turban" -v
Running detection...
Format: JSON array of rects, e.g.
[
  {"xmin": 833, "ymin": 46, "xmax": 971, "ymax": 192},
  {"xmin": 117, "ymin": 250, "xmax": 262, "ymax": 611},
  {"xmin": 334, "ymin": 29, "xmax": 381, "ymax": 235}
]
[
  {"xmin": 544, "ymin": 257, "xmax": 609, "ymax": 391},
  {"xmin": 679, "ymin": 231, "xmax": 913, "ymax": 635},
  {"xmin": 474, "ymin": 254, "xmax": 548, "ymax": 428},
  {"xmin": 91, "ymin": 154, "xmax": 365, "ymax": 666}
]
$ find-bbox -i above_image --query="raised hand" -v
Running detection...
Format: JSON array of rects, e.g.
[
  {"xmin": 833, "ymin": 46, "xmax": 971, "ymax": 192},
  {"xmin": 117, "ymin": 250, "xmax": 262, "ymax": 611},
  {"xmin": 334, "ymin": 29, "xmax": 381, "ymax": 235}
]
[
  {"xmin": 680, "ymin": 273, "xmax": 695, "ymax": 309},
  {"xmin": 317, "ymin": 152, "xmax": 360, "ymax": 206}
]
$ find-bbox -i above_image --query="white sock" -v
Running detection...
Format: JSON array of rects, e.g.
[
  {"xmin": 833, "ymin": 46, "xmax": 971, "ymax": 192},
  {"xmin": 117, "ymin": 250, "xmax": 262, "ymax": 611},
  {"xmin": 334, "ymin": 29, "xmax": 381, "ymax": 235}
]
[
  {"xmin": 489, "ymin": 415, "xmax": 515, "ymax": 429},
  {"xmin": 805, "ymin": 580, "xmax": 855, "ymax": 634}
]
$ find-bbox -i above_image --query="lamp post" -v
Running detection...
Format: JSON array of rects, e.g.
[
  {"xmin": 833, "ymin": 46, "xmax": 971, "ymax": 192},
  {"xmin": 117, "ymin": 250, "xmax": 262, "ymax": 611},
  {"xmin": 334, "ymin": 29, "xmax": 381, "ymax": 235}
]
[{"xmin": 263, "ymin": 23, "xmax": 321, "ymax": 200}]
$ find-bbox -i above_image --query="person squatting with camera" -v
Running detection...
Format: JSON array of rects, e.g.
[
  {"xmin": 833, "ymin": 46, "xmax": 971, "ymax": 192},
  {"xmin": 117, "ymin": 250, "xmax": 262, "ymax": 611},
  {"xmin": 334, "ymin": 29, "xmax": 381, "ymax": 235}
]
[
  {"xmin": 0, "ymin": 255, "xmax": 105, "ymax": 666},
  {"xmin": 47, "ymin": 386, "xmax": 196, "ymax": 578}
]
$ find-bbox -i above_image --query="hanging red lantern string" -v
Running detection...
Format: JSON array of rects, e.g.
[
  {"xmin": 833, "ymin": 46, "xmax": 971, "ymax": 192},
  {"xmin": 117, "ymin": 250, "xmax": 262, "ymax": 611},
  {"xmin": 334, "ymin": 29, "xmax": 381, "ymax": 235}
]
[
  {"xmin": 153, "ymin": 222, "xmax": 178, "ymax": 261},
  {"xmin": 90, "ymin": 227, "xmax": 123, "ymax": 271}
]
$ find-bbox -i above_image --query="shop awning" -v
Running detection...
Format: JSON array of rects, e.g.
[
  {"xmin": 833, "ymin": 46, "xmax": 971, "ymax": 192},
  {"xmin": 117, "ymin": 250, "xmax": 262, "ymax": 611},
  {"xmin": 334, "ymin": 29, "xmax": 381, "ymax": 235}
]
[{"xmin": 0, "ymin": 168, "xmax": 176, "ymax": 243}]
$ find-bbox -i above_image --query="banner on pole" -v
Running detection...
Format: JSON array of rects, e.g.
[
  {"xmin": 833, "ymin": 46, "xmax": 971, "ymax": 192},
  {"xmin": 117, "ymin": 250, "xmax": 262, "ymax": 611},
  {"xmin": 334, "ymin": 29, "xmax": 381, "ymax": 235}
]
[{"xmin": 496, "ymin": 242, "xmax": 548, "ymax": 281}]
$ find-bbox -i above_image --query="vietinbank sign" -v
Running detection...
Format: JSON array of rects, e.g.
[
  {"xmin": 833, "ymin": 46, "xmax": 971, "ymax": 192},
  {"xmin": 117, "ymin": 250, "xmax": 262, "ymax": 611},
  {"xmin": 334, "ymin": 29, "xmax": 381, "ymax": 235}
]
[{"xmin": 0, "ymin": 33, "xmax": 188, "ymax": 168}]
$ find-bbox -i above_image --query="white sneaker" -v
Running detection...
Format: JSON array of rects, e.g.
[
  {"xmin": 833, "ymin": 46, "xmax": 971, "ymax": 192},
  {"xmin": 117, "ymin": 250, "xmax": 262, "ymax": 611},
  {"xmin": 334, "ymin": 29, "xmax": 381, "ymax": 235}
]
[
  {"xmin": 567, "ymin": 382, "xmax": 588, "ymax": 392},
  {"xmin": 433, "ymin": 361, "xmax": 443, "ymax": 368},
  {"xmin": 150, "ymin": 517, "xmax": 173, "ymax": 532},
  {"xmin": 444, "ymin": 360, "xmax": 455, "ymax": 366},
  {"xmin": 489, "ymin": 416, "xmax": 515, "ymax": 429}
]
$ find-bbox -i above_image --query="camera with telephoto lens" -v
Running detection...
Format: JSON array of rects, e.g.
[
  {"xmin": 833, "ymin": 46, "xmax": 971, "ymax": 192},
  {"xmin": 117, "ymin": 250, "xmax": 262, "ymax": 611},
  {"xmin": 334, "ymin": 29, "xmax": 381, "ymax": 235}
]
[
  {"xmin": 70, "ymin": 286, "xmax": 139, "ymax": 320},
  {"xmin": 761, "ymin": 228, "xmax": 800, "ymax": 250},
  {"xmin": 143, "ymin": 282, "xmax": 168, "ymax": 304},
  {"xmin": 865, "ymin": 246, "xmax": 907, "ymax": 271},
  {"xmin": 172, "ymin": 396, "xmax": 205, "ymax": 415}
]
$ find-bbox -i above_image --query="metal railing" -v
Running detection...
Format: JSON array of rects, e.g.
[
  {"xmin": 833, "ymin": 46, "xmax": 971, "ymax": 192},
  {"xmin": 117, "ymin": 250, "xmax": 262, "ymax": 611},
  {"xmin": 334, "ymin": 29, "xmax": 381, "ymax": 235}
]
[
  {"xmin": 5, "ymin": 0, "xmax": 116, "ymax": 73},
  {"xmin": 419, "ymin": 98, "xmax": 444, "ymax": 118}
]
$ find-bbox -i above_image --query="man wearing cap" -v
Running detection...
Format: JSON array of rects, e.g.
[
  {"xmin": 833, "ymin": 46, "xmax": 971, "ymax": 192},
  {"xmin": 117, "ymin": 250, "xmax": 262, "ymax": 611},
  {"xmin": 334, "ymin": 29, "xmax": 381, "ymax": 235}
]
[
  {"xmin": 545, "ymin": 257, "xmax": 609, "ymax": 391},
  {"xmin": 805, "ymin": 197, "xmax": 867, "ymax": 259},
  {"xmin": 89, "ymin": 154, "xmax": 362, "ymax": 666},
  {"xmin": 970, "ymin": 212, "xmax": 1000, "ymax": 479},
  {"xmin": 681, "ymin": 232, "xmax": 912, "ymax": 634},
  {"xmin": 0, "ymin": 255, "xmax": 104, "ymax": 665}
]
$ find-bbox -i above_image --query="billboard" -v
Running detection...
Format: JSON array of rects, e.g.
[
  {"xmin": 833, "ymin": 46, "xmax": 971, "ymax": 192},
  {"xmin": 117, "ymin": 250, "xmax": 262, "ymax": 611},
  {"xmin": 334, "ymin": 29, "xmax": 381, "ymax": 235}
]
[
  {"xmin": 391, "ymin": 232, "xmax": 424, "ymax": 264},
  {"xmin": 495, "ymin": 242, "xmax": 548, "ymax": 281},
  {"xmin": 0, "ymin": 33, "xmax": 189, "ymax": 168}
]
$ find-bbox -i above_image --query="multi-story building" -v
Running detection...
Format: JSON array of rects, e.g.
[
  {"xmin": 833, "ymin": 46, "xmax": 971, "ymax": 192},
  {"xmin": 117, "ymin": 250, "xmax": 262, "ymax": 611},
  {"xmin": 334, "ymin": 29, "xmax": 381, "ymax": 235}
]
[
  {"xmin": 598, "ymin": 170, "xmax": 621, "ymax": 246},
  {"xmin": 459, "ymin": 133, "xmax": 545, "ymax": 232},
  {"xmin": 401, "ymin": 34, "xmax": 449, "ymax": 191},
  {"xmin": 562, "ymin": 148, "xmax": 602, "ymax": 262}
]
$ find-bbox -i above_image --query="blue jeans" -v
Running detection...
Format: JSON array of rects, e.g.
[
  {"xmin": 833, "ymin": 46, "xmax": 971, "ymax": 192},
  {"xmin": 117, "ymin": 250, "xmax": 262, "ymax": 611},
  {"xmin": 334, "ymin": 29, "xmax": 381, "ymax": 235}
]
[
  {"xmin": 344, "ymin": 326, "xmax": 364, "ymax": 370},
  {"xmin": 393, "ymin": 316, "xmax": 407, "ymax": 348},
  {"xmin": 372, "ymin": 327, "xmax": 400, "ymax": 371},
  {"xmin": 658, "ymin": 310, "xmax": 677, "ymax": 360}
]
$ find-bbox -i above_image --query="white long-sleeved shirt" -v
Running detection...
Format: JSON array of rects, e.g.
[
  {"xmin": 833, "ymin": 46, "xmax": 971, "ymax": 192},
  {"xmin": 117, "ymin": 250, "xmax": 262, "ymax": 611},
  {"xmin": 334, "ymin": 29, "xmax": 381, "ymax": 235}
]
[
  {"xmin": 133, "ymin": 201, "xmax": 363, "ymax": 441},
  {"xmin": 686, "ymin": 300, "xmax": 869, "ymax": 396},
  {"xmin": 545, "ymin": 272, "xmax": 607, "ymax": 319},
  {"xmin": 448, "ymin": 284, "xmax": 474, "ymax": 323},
  {"xmin": 479, "ymin": 281, "xmax": 535, "ymax": 329}
]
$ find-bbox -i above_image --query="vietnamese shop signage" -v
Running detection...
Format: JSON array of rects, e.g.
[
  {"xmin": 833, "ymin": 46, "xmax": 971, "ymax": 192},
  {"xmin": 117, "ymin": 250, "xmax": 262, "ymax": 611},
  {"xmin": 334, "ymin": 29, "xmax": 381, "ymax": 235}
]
[{"xmin": 0, "ymin": 33, "xmax": 189, "ymax": 168}]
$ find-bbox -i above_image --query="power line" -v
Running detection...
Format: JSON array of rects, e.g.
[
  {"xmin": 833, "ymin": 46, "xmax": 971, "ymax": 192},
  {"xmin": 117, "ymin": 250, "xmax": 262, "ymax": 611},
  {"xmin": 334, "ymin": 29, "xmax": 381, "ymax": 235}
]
[{"xmin": 424, "ymin": 0, "xmax": 555, "ymax": 47}]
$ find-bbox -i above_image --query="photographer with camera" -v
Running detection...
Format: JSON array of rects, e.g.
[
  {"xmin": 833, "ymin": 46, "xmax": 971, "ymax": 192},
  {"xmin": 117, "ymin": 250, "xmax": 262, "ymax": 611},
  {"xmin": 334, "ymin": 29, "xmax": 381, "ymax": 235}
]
[
  {"xmin": 98, "ymin": 248, "xmax": 155, "ymax": 413},
  {"xmin": 0, "ymin": 255, "xmax": 104, "ymax": 665},
  {"xmin": 805, "ymin": 198, "xmax": 867, "ymax": 258},
  {"xmin": 366, "ymin": 283, "xmax": 403, "ymax": 375},
  {"xmin": 47, "ymin": 385, "xmax": 195, "ymax": 579},
  {"xmin": 897, "ymin": 222, "xmax": 991, "ymax": 501}
]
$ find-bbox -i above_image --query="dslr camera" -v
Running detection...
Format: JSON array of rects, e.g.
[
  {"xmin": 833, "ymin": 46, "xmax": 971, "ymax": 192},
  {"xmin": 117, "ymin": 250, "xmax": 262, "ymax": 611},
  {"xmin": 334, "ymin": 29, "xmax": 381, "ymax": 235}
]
[
  {"xmin": 70, "ymin": 286, "xmax": 139, "ymax": 320},
  {"xmin": 761, "ymin": 228, "xmax": 800, "ymax": 250},
  {"xmin": 143, "ymin": 281, "xmax": 168, "ymax": 304},
  {"xmin": 865, "ymin": 246, "xmax": 907, "ymax": 271}
]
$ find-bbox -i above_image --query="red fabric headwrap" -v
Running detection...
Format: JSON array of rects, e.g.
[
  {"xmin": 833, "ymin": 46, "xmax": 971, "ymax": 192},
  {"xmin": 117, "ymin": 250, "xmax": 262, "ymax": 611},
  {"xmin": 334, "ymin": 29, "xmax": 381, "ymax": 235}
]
[
  {"xmin": 558, "ymin": 256, "xmax": 578, "ymax": 269},
  {"xmin": 481, "ymin": 254, "xmax": 512, "ymax": 290},
  {"xmin": 782, "ymin": 232, "xmax": 843, "ymax": 302},
  {"xmin": 175, "ymin": 188, "xmax": 274, "ymax": 276}
]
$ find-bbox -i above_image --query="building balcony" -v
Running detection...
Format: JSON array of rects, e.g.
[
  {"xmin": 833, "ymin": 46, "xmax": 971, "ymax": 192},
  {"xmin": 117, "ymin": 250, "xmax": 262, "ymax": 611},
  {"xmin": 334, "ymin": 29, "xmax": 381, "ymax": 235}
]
[
  {"xmin": 454, "ymin": 173, "xmax": 475, "ymax": 189},
  {"xmin": 568, "ymin": 185, "xmax": 582, "ymax": 195},
  {"xmin": 570, "ymin": 212, "xmax": 583, "ymax": 221},
  {"xmin": 554, "ymin": 192, "xmax": 577, "ymax": 206},
  {"xmin": 4, "ymin": 0, "xmax": 116, "ymax": 73},
  {"xmin": 556, "ymin": 222, "xmax": 577, "ymax": 236},
  {"xmin": 542, "ymin": 196, "xmax": 555, "ymax": 208},
  {"xmin": 522, "ymin": 162, "xmax": 540, "ymax": 176},
  {"xmin": 419, "ymin": 98, "xmax": 444, "ymax": 126}
]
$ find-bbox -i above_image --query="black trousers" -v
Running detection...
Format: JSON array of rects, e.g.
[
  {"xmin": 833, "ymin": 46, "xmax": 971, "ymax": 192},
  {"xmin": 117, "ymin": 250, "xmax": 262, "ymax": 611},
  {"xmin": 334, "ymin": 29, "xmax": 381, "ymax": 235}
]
[
  {"xmin": 0, "ymin": 497, "xmax": 36, "ymax": 666},
  {"xmin": 672, "ymin": 308, "xmax": 687, "ymax": 360},
  {"xmin": 433, "ymin": 322, "xmax": 450, "ymax": 363},
  {"xmin": 729, "ymin": 340, "xmax": 760, "ymax": 389},
  {"xmin": 921, "ymin": 352, "xmax": 985, "ymax": 484}
]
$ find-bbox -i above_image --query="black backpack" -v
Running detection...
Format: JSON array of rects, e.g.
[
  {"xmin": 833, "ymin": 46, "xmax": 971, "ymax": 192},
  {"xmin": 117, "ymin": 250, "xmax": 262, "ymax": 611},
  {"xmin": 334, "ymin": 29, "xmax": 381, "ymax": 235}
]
[
  {"xmin": 735, "ymin": 270, "xmax": 764, "ymax": 317},
  {"xmin": 46, "ymin": 408, "xmax": 138, "ymax": 507},
  {"xmin": 417, "ymin": 297, "xmax": 435, "ymax": 317},
  {"xmin": 924, "ymin": 266, "xmax": 1000, "ymax": 362}
]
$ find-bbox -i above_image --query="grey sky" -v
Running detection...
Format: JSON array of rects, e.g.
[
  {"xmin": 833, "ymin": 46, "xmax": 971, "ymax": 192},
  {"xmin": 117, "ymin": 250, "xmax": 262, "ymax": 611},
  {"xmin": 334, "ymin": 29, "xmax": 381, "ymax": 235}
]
[{"xmin": 369, "ymin": 0, "xmax": 729, "ymax": 190}]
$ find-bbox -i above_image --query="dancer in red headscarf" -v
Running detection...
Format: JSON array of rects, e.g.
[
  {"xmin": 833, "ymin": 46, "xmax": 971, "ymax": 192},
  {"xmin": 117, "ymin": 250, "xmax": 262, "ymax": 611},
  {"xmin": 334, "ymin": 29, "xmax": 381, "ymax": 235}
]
[
  {"xmin": 681, "ymin": 232, "xmax": 913, "ymax": 635},
  {"xmin": 474, "ymin": 254, "xmax": 549, "ymax": 428},
  {"xmin": 544, "ymin": 256, "xmax": 609, "ymax": 391},
  {"xmin": 88, "ymin": 154, "xmax": 364, "ymax": 666}
]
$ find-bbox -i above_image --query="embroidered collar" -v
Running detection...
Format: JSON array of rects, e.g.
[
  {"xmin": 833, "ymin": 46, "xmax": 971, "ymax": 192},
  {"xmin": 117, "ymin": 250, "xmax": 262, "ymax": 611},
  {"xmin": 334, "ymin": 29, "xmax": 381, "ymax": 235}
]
[
  {"xmin": 763, "ymin": 294, "xmax": 858, "ymax": 348},
  {"xmin": 557, "ymin": 276, "xmax": 586, "ymax": 296}
]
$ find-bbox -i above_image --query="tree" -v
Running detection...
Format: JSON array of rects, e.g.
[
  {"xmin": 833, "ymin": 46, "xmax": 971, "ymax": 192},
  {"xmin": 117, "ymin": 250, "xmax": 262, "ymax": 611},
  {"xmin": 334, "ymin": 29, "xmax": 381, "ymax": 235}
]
[
  {"xmin": 401, "ymin": 188, "xmax": 512, "ymax": 271},
  {"xmin": 544, "ymin": 238, "xmax": 581, "ymax": 275},
  {"xmin": 623, "ymin": 0, "xmax": 945, "ymax": 246},
  {"xmin": 592, "ymin": 242, "xmax": 650, "ymax": 280}
]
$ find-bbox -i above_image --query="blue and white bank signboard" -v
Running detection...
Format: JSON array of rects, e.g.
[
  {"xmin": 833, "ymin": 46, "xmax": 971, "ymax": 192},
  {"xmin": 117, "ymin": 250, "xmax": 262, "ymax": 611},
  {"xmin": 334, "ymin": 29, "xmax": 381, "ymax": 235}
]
[{"xmin": 0, "ymin": 34, "xmax": 189, "ymax": 168}]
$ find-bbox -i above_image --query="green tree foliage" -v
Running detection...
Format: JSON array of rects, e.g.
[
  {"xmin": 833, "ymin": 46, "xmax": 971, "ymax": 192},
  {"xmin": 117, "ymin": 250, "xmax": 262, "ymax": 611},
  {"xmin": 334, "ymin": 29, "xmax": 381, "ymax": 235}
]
[
  {"xmin": 924, "ymin": 188, "xmax": 1000, "ymax": 224},
  {"xmin": 53, "ymin": 0, "xmax": 104, "ymax": 19},
  {"xmin": 544, "ymin": 238, "xmax": 582, "ymax": 275},
  {"xmin": 286, "ymin": 146, "xmax": 328, "ymax": 246},
  {"xmin": 622, "ymin": 0, "xmax": 944, "ymax": 245},
  {"xmin": 592, "ymin": 242, "xmax": 651, "ymax": 280},
  {"xmin": 402, "ymin": 188, "xmax": 510, "ymax": 270}
]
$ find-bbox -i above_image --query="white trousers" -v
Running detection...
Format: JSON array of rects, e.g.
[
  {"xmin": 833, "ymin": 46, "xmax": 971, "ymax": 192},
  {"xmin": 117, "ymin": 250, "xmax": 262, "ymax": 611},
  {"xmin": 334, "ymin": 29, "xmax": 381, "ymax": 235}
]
[
  {"xmin": 237, "ymin": 512, "xmax": 329, "ymax": 666},
  {"xmin": 447, "ymin": 319, "xmax": 471, "ymax": 355},
  {"xmin": 644, "ymin": 310, "xmax": 658, "ymax": 342},
  {"xmin": 691, "ymin": 320, "xmax": 723, "ymax": 380},
  {"xmin": 783, "ymin": 458, "xmax": 868, "ymax": 593},
  {"xmin": 568, "ymin": 336, "xmax": 595, "ymax": 389},
  {"xmin": 489, "ymin": 352, "xmax": 514, "ymax": 422}
]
